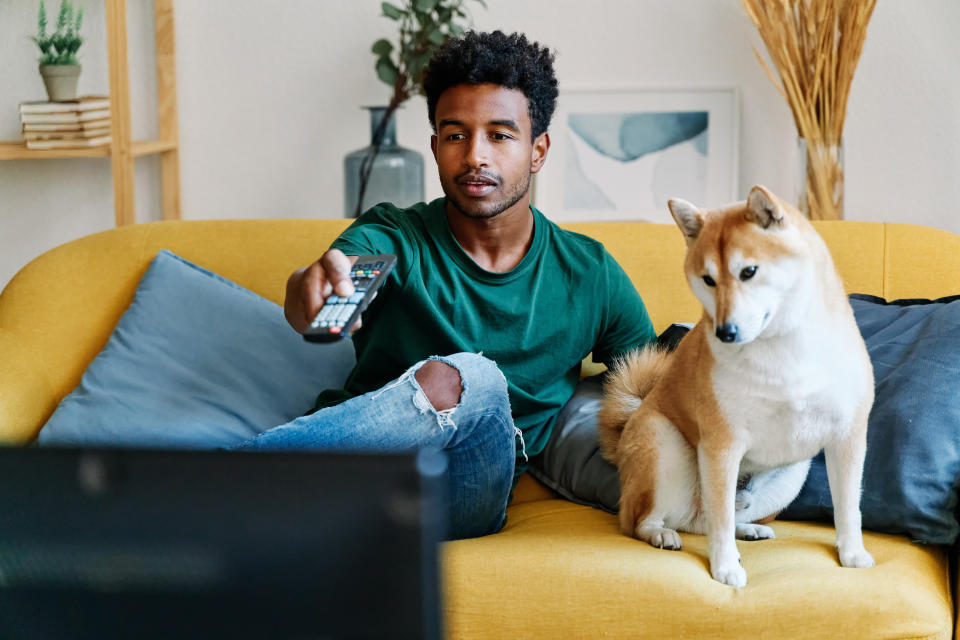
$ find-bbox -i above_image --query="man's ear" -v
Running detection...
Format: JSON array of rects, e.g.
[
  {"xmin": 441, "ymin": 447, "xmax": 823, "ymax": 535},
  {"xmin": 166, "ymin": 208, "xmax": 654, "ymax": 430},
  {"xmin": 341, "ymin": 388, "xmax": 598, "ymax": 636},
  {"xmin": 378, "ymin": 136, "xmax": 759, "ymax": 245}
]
[
  {"xmin": 668, "ymin": 198, "xmax": 704, "ymax": 243},
  {"xmin": 530, "ymin": 131, "xmax": 550, "ymax": 174},
  {"xmin": 430, "ymin": 134, "xmax": 438, "ymax": 161},
  {"xmin": 746, "ymin": 185, "xmax": 785, "ymax": 229}
]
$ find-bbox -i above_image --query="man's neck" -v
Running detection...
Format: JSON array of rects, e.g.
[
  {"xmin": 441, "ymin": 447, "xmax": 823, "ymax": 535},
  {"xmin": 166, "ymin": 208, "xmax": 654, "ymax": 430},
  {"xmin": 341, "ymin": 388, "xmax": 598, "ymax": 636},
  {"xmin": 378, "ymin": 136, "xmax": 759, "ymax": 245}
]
[{"xmin": 445, "ymin": 200, "xmax": 535, "ymax": 273}]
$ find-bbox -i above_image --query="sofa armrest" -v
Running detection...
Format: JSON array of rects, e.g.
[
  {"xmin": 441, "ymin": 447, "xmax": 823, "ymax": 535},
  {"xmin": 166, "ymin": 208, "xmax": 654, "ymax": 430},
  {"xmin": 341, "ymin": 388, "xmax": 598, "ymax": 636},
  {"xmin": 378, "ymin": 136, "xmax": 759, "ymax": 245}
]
[{"xmin": 0, "ymin": 330, "xmax": 59, "ymax": 444}]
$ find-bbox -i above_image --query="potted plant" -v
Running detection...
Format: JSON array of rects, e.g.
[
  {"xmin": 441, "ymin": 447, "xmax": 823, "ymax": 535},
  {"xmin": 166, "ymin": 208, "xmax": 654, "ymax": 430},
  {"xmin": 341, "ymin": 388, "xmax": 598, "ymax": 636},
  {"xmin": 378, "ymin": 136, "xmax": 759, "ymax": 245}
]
[
  {"xmin": 345, "ymin": 0, "xmax": 486, "ymax": 217},
  {"xmin": 30, "ymin": 0, "xmax": 84, "ymax": 102}
]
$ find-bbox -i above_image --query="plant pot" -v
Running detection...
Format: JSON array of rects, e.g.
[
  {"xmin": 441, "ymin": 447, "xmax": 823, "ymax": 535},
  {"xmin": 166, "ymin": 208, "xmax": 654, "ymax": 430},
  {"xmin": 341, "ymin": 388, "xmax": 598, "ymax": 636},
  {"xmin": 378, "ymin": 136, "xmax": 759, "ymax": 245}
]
[
  {"xmin": 343, "ymin": 106, "xmax": 424, "ymax": 218},
  {"xmin": 39, "ymin": 64, "xmax": 82, "ymax": 102}
]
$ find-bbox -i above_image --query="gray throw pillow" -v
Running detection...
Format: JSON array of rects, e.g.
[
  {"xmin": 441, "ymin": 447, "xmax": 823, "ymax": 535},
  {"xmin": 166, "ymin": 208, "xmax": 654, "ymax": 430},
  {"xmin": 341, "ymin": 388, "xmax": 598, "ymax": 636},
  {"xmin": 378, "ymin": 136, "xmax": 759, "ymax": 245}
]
[{"xmin": 38, "ymin": 250, "xmax": 357, "ymax": 449}]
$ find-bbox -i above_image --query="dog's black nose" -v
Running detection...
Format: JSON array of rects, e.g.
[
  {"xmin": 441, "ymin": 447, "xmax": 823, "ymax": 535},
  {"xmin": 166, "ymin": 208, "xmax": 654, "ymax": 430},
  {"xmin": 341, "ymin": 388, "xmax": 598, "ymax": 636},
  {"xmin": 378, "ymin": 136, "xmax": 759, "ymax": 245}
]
[{"xmin": 716, "ymin": 323, "xmax": 738, "ymax": 343}]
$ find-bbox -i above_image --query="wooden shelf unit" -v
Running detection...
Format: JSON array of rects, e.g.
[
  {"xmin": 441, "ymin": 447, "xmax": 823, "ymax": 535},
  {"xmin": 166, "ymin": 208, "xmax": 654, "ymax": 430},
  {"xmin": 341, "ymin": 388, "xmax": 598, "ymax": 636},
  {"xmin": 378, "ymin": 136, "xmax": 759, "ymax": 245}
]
[{"xmin": 0, "ymin": 0, "xmax": 181, "ymax": 226}]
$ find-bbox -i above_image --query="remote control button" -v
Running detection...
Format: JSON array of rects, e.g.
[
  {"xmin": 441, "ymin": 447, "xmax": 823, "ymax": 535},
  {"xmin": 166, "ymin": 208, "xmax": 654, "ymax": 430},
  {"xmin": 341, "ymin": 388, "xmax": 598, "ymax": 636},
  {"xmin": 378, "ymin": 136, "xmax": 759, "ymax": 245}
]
[
  {"xmin": 336, "ymin": 304, "xmax": 357, "ymax": 322},
  {"xmin": 329, "ymin": 326, "xmax": 342, "ymax": 334}
]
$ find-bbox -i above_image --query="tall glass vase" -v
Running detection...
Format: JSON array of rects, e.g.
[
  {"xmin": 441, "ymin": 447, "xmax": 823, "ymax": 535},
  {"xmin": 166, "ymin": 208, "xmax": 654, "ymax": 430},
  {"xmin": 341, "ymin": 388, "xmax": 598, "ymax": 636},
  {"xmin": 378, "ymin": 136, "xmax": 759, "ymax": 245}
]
[
  {"xmin": 344, "ymin": 106, "xmax": 424, "ymax": 218},
  {"xmin": 795, "ymin": 137, "xmax": 844, "ymax": 221}
]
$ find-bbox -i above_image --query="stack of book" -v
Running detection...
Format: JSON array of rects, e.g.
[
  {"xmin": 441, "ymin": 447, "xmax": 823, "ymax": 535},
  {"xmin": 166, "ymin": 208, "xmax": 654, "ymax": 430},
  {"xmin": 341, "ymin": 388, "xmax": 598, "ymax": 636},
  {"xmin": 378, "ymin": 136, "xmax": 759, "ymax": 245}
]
[{"xmin": 19, "ymin": 96, "xmax": 112, "ymax": 150}]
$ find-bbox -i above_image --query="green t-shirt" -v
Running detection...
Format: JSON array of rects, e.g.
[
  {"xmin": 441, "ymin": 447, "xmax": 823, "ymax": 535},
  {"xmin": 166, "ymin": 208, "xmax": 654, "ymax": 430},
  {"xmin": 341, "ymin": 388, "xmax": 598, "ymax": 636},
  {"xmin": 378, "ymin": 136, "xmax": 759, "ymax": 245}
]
[{"xmin": 315, "ymin": 197, "xmax": 656, "ymax": 474}]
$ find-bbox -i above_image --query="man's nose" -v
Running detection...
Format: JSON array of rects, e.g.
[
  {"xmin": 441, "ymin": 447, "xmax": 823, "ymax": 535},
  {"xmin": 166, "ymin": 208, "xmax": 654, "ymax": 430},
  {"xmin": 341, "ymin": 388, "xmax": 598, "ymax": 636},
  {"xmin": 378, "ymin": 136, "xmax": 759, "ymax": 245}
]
[{"xmin": 464, "ymin": 136, "xmax": 489, "ymax": 167}]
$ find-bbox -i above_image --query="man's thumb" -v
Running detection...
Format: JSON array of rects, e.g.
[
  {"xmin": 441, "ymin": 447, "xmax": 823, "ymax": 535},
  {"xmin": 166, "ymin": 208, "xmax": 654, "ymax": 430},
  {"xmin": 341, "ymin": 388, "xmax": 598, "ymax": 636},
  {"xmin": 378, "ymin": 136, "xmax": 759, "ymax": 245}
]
[{"xmin": 322, "ymin": 249, "xmax": 355, "ymax": 296}]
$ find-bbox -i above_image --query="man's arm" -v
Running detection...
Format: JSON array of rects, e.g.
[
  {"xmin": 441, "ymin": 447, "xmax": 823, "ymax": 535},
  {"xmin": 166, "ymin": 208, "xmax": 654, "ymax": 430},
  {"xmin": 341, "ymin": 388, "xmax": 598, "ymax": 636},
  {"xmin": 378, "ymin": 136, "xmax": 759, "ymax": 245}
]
[
  {"xmin": 592, "ymin": 253, "xmax": 658, "ymax": 367},
  {"xmin": 284, "ymin": 249, "xmax": 360, "ymax": 334}
]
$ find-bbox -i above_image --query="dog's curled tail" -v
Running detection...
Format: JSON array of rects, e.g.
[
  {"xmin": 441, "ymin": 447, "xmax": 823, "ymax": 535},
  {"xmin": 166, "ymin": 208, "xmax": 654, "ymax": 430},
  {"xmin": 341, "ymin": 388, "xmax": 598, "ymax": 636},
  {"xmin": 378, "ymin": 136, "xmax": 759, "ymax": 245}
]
[{"xmin": 597, "ymin": 346, "xmax": 672, "ymax": 463}]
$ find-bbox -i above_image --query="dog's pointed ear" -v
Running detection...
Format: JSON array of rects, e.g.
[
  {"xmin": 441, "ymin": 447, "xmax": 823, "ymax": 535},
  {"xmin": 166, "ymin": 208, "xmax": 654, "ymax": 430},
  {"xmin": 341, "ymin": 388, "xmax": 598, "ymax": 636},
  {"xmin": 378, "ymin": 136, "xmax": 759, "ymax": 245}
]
[
  {"xmin": 746, "ymin": 185, "xmax": 785, "ymax": 230},
  {"xmin": 668, "ymin": 199, "xmax": 704, "ymax": 243}
]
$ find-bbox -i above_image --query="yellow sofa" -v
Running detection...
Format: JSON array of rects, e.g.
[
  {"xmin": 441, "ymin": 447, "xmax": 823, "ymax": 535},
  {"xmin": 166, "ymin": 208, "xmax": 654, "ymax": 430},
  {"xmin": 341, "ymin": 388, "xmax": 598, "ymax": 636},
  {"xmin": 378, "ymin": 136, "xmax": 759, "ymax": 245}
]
[{"xmin": 1, "ymin": 218, "xmax": 958, "ymax": 639}]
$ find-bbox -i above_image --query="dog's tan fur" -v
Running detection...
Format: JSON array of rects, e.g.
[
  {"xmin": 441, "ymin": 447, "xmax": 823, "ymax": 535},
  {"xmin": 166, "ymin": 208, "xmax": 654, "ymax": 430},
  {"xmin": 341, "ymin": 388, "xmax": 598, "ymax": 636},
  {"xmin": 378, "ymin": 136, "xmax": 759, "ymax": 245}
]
[{"xmin": 599, "ymin": 185, "xmax": 875, "ymax": 587}]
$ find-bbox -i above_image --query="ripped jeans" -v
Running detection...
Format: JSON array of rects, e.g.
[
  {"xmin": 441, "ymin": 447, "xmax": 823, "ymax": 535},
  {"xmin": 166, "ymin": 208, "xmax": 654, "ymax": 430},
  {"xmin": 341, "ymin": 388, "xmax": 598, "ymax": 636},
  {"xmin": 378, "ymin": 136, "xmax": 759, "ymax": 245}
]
[{"xmin": 231, "ymin": 352, "xmax": 518, "ymax": 540}]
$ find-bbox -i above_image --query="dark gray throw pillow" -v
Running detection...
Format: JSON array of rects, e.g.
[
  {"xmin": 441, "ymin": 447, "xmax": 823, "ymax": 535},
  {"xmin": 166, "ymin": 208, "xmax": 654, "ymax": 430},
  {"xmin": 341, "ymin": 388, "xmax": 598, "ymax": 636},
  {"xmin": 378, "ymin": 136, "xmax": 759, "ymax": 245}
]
[{"xmin": 528, "ymin": 375, "xmax": 620, "ymax": 513}]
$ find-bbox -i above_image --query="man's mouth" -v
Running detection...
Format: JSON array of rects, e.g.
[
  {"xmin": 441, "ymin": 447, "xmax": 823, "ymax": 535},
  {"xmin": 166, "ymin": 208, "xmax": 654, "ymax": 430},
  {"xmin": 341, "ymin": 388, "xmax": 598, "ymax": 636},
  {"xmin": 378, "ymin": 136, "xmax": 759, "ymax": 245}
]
[{"xmin": 458, "ymin": 174, "xmax": 497, "ymax": 197}]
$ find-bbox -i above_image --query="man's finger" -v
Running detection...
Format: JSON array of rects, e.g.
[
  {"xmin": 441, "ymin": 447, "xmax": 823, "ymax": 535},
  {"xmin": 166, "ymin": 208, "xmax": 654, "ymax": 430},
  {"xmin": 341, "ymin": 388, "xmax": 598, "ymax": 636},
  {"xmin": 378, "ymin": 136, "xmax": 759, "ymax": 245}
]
[
  {"xmin": 321, "ymin": 249, "xmax": 356, "ymax": 297},
  {"xmin": 299, "ymin": 263, "xmax": 328, "ymax": 328}
]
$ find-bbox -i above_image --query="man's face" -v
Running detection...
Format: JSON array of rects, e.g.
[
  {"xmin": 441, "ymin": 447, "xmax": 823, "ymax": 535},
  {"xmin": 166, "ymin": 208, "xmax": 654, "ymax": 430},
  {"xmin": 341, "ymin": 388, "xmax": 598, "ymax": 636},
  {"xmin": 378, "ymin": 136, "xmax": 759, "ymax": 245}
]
[{"xmin": 431, "ymin": 83, "xmax": 549, "ymax": 220}]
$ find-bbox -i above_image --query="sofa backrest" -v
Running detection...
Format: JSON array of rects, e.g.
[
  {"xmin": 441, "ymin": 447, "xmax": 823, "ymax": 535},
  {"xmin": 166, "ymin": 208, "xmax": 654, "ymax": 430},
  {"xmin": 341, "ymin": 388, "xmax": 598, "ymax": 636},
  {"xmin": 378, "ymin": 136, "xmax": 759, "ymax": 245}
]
[{"xmin": 1, "ymin": 219, "xmax": 957, "ymax": 443}]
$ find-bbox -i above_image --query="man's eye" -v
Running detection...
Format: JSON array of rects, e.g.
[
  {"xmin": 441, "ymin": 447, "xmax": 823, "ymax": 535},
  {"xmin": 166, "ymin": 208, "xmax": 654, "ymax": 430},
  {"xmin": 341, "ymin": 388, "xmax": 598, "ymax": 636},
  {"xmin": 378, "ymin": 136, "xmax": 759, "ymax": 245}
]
[
  {"xmin": 492, "ymin": 133, "xmax": 511, "ymax": 140},
  {"xmin": 702, "ymin": 275, "xmax": 716, "ymax": 287},
  {"xmin": 740, "ymin": 266, "xmax": 758, "ymax": 281}
]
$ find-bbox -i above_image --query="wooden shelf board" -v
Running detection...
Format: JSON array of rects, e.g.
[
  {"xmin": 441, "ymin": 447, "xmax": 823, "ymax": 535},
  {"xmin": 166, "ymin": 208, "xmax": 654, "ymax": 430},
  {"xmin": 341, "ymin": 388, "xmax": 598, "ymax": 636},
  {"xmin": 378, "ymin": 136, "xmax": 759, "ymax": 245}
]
[
  {"xmin": 132, "ymin": 140, "xmax": 178, "ymax": 157},
  {"xmin": 0, "ymin": 140, "xmax": 177, "ymax": 160},
  {"xmin": 0, "ymin": 141, "xmax": 110, "ymax": 159}
]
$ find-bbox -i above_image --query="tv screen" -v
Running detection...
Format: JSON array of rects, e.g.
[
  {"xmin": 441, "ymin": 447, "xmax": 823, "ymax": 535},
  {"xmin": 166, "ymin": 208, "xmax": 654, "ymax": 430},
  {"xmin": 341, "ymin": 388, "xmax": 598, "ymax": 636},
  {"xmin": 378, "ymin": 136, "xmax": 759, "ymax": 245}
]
[{"xmin": 0, "ymin": 447, "xmax": 446, "ymax": 640}]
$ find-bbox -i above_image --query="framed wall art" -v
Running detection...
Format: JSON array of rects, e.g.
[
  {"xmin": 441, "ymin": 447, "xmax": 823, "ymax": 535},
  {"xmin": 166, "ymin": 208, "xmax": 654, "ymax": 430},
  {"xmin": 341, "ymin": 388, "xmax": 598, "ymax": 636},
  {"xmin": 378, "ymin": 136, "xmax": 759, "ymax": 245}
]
[{"xmin": 534, "ymin": 87, "xmax": 739, "ymax": 223}]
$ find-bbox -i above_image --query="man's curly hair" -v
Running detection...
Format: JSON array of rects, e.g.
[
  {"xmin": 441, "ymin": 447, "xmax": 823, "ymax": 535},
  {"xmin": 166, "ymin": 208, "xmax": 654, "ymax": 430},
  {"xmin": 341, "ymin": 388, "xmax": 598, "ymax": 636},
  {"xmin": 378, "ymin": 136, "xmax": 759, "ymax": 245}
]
[{"xmin": 423, "ymin": 30, "xmax": 558, "ymax": 141}]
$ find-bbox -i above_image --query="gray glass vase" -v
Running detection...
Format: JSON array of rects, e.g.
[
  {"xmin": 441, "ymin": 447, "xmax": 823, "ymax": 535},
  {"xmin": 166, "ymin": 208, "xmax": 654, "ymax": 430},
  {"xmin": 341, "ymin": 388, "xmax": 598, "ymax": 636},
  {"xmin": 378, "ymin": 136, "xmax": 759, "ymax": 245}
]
[{"xmin": 344, "ymin": 106, "xmax": 424, "ymax": 218}]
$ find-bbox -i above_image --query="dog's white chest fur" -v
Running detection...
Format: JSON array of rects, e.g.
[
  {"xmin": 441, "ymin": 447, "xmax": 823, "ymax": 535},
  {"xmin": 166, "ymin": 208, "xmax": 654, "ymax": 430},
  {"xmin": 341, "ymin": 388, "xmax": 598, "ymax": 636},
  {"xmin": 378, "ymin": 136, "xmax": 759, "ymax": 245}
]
[{"xmin": 711, "ymin": 330, "xmax": 866, "ymax": 471}]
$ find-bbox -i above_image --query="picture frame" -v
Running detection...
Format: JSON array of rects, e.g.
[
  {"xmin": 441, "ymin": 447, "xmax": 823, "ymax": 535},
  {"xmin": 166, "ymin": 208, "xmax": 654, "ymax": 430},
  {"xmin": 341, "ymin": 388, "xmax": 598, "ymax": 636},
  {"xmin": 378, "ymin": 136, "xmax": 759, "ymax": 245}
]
[{"xmin": 533, "ymin": 87, "xmax": 740, "ymax": 224}]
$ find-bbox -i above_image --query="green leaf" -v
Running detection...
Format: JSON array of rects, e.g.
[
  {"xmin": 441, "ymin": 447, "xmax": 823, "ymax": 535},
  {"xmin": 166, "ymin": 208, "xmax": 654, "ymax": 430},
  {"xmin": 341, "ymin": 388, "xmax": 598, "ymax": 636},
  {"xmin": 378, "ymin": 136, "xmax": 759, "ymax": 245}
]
[
  {"xmin": 409, "ymin": 50, "xmax": 432, "ymax": 80},
  {"xmin": 427, "ymin": 27, "xmax": 446, "ymax": 45},
  {"xmin": 414, "ymin": 0, "xmax": 439, "ymax": 11},
  {"xmin": 371, "ymin": 38, "xmax": 393, "ymax": 56},
  {"xmin": 381, "ymin": 2, "xmax": 404, "ymax": 20},
  {"xmin": 375, "ymin": 56, "xmax": 400, "ymax": 87}
]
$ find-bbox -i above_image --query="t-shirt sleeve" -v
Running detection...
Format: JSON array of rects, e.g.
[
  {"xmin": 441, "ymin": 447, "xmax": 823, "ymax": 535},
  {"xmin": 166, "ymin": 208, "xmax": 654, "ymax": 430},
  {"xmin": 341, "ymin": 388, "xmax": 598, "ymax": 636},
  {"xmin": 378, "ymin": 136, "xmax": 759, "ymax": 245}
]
[
  {"xmin": 592, "ymin": 252, "xmax": 657, "ymax": 366},
  {"xmin": 329, "ymin": 204, "xmax": 410, "ymax": 258}
]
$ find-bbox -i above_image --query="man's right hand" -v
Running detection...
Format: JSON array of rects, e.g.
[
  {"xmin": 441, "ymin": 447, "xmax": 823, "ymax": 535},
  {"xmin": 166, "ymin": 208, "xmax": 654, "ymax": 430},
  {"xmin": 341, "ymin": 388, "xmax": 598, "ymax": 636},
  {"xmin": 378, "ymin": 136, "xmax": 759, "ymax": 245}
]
[{"xmin": 284, "ymin": 249, "xmax": 358, "ymax": 334}]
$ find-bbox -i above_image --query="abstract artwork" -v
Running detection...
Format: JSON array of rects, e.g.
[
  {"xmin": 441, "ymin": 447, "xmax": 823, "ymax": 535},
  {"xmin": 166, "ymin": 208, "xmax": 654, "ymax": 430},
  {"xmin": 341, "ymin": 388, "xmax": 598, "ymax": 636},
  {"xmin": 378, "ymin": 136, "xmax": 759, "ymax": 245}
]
[{"xmin": 534, "ymin": 89, "xmax": 739, "ymax": 223}]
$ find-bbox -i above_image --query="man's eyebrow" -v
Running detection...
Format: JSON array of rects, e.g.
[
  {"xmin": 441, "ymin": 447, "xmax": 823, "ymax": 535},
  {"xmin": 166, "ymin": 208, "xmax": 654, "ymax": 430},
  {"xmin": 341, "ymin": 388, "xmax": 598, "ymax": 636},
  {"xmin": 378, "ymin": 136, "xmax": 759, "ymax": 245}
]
[
  {"xmin": 490, "ymin": 119, "xmax": 520, "ymax": 131},
  {"xmin": 437, "ymin": 118, "xmax": 521, "ymax": 131}
]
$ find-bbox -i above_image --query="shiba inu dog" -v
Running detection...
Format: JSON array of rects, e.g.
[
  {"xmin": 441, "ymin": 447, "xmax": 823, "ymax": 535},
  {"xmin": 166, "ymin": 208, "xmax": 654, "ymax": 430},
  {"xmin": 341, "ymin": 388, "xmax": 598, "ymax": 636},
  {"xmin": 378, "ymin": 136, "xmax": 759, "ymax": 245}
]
[{"xmin": 598, "ymin": 185, "xmax": 875, "ymax": 587}]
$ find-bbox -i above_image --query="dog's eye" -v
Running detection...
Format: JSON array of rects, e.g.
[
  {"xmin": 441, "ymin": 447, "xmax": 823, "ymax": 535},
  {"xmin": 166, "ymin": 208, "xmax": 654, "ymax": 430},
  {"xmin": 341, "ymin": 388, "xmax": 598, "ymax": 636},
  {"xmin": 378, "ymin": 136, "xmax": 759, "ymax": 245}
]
[
  {"xmin": 702, "ymin": 275, "xmax": 716, "ymax": 287},
  {"xmin": 740, "ymin": 266, "xmax": 758, "ymax": 281}
]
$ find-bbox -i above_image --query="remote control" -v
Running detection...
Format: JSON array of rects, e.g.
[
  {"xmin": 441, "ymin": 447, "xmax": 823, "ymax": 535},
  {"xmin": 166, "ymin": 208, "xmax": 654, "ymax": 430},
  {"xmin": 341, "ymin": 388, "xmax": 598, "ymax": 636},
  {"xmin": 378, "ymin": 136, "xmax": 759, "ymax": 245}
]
[{"xmin": 303, "ymin": 254, "xmax": 397, "ymax": 343}]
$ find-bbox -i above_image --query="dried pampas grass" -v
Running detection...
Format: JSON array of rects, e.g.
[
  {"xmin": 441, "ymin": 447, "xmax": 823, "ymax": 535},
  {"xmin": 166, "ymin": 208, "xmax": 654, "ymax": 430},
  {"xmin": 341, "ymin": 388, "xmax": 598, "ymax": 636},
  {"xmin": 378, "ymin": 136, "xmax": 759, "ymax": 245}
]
[{"xmin": 742, "ymin": 0, "xmax": 877, "ymax": 220}]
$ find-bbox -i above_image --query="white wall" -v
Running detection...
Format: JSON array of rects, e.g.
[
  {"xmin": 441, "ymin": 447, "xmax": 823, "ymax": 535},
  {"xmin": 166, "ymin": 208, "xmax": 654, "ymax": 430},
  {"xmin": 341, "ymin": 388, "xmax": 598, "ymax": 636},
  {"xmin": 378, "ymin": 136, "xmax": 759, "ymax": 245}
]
[{"xmin": 2, "ymin": 0, "xmax": 958, "ymax": 290}]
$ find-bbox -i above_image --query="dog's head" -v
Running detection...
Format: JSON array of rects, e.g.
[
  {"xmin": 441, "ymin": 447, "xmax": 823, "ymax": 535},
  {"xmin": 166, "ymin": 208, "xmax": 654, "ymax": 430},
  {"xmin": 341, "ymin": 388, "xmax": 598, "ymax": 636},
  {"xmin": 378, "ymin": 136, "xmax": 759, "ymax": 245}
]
[{"xmin": 668, "ymin": 185, "xmax": 810, "ymax": 345}]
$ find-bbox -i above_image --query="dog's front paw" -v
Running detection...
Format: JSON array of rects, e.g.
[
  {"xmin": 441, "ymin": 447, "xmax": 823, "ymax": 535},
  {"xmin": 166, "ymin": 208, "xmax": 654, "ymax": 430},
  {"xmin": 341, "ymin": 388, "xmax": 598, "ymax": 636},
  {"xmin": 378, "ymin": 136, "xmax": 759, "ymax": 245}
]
[
  {"xmin": 710, "ymin": 546, "xmax": 747, "ymax": 587},
  {"xmin": 838, "ymin": 545, "xmax": 875, "ymax": 568},
  {"xmin": 637, "ymin": 525, "xmax": 682, "ymax": 551},
  {"xmin": 736, "ymin": 523, "xmax": 775, "ymax": 541},
  {"xmin": 711, "ymin": 560, "xmax": 747, "ymax": 588}
]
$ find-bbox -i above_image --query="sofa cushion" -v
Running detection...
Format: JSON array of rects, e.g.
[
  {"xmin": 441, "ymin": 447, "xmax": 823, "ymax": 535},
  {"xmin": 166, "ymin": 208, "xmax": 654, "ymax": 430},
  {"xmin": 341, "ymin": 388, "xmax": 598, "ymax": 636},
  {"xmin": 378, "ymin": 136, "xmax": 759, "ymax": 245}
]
[
  {"xmin": 444, "ymin": 499, "xmax": 952, "ymax": 639},
  {"xmin": 37, "ymin": 250, "xmax": 355, "ymax": 448},
  {"xmin": 532, "ymin": 295, "xmax": 960, "ymax": 545},
  {"xmin": 782, "ymin": 294, "xmax": 960, "ymax": 544}
]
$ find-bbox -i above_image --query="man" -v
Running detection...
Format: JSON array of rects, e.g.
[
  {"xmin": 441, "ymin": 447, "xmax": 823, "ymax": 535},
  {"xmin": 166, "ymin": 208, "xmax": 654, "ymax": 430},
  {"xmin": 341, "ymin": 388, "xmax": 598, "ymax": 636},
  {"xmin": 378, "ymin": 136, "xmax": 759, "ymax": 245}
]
[{"xmin": 235, "ymin": 31, "xmax": 657, "ymax": 540}]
